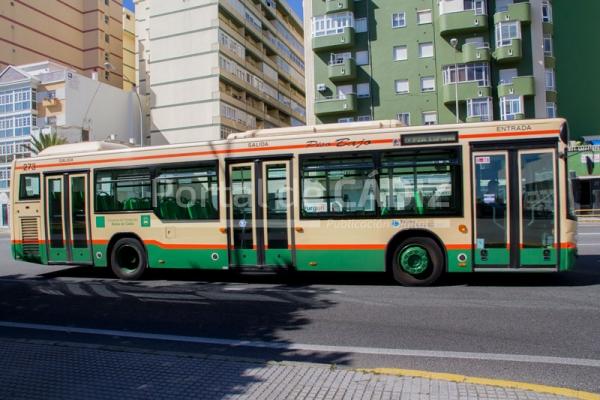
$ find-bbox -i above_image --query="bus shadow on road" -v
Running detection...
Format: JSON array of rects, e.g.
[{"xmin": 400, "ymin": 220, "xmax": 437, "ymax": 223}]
[{"xmin": 30, "ymin": 253, "xmax": 600, "ymax": 288}]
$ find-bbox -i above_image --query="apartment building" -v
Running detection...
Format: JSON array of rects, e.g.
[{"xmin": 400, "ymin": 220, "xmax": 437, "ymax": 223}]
[
  {"xmin": 0, "ymin": 61, "xmax": 141, "ymax": 228},
  {"xmin": 122, "ymin": 7, "xmax": 137, "ymax": 90},
  {"xmin": 0, "ymin": 0, "xmax": 124, "ymax": 89},
  {"xmin": 304, "ymin": 0, "xmax": 555, "ymax": 126},
  {"xmin": 135, "ymin": 0, "xmax": 306, "ymax": 144}
]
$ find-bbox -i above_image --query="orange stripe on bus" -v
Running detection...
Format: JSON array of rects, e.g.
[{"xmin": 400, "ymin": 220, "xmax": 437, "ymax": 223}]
[
  {"xmin": 144, "ymin": 240, "xmax": 227, "ymax": 250},
  {"xmin": 14, "ymin": 129, "xmax": 559, "ymax": 171},
  {"xmin": 445, "ymin": 244, "xmax": 472, "ymax": 250},
  {"xmin": 458, "ymin": 129, "xmax": 560, "ymax": 140}
]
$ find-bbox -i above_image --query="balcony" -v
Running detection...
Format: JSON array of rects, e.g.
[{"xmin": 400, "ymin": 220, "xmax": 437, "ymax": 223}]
[
  {"xmin": 326, "ymin": 0, "xmax": 352, "ymax": 14},
  {"xmin": 312, "ymin": 27, "xmax": 355, "ymax": 51},
  {"xmin": 314, "ymin": 94, "xmax": 357, "ymax": 116},
  {"xmin": 442, "ymin": 82, "xmax": 492, "ymax": 104},
  {"xmin": 439, "ymin": 10, "xmax": 488, "ymax": 35},
  {"xmin": 493, "ymin": 38, "xmax": 522, "ymax": 63},
  {"xmin": 328, "ymin": 58, "xmax": 356, "ymax": 82},
  {"xmin": 497, "ymin": 76, "xmax": 535, "ymax": 97},
  {"xmin": 493, "ymin": 2, "xmax": 531, "ymax": 24},
  {"xmin": 462, "ymin": 43, "xmax": 491, "ymax": 63}
]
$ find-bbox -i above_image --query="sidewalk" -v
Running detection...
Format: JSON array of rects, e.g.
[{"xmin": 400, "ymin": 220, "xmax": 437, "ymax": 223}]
[{"xmin": 0, "ymin": 337, "xmax": 585, "ymax": 400}]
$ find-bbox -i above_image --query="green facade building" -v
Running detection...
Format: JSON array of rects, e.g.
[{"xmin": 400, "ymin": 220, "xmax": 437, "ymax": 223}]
[
  {"xmin": 303, "ymin": 0, "xmax": 556, "ymax": 126},
  {"xmin": 554, "ymin": 1, "xmax": 600, "ymax": 142}
]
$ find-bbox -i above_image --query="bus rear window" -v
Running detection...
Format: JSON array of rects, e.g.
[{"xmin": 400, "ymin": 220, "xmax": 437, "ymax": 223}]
[{"xmin": 19, "ymin": 174, "xmax": 40, "ymax": 200}]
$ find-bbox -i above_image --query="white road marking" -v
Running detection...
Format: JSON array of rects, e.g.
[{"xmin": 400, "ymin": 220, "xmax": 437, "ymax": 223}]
[
  {"xmin": 0, "ymin": 320, "xmax": 598, "ymax": 368},
  {"xmin": 577, "ymin": 232, "xmax": 600, "ymax": 235},
  {"xmin": 65, "ymin": 283, "xmax": 91, "ymax": 297}
]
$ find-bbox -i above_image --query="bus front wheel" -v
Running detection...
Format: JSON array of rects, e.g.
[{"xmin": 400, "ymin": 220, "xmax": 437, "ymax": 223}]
[
  {"xmin": 110, "ymin": 238, "xmax": 147, "ymax": 280},
  {"xmin": 391, "ymin": 237, "xmax": 443, "ymax": 286}
]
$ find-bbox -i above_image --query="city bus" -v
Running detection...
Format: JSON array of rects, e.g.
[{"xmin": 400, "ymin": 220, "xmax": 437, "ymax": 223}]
[{"xmin": 10, "ymin": 118, "xmax": 576, "ymax": 286}]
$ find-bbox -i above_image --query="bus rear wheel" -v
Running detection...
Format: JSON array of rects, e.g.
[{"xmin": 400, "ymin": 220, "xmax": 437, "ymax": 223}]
[
  {"xmin": 391, "ymin": 237, "xmax": 443, "ymax": 286},
  {"xmin": 110, "ymin": 238, "xmax": 147, "ymax": 280}
]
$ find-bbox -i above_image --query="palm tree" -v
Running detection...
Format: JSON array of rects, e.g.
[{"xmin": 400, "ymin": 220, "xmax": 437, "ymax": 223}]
[{"xmin": 24, "ymin": 131, "xmax": 68, "ymax": 155}]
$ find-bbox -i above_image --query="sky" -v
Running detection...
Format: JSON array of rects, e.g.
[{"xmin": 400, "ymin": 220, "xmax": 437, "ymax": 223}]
[{"xmin": 123, "ymin": 0, "xmax": 303, "ymax": 19}]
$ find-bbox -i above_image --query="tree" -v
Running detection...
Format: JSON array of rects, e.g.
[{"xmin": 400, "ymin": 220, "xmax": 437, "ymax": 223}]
[{"xmin": 24, "ymin": 131, "xmax": 68, "ymax": 155}]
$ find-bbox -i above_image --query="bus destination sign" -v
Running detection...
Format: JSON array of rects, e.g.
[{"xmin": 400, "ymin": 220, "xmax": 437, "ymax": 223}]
[{"xmin": 401, "ymin": 132, "xmax": 458, "ymax": 146}]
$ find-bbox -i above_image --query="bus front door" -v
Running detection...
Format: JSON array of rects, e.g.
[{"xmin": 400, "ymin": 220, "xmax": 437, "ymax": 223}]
[
  {"xmin": 227, "ymin": 160, "xmax": 293, "ymax": 267},
  {"xmin": 472, "ymin": 149, "xmax": 558, "ymax": 269},
  {"xmin": 45, "ymin": 173, "xmax": 93, "ymax": 264}
]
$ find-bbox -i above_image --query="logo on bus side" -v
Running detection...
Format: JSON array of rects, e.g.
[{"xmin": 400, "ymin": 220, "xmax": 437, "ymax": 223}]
[{"xmin": 306, "ymin": 137, "xmax": 372, "ymax": 148}]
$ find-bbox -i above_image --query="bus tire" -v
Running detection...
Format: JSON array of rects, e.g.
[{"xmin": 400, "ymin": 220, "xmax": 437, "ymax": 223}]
[
  {"xmin": 391, "ymin": 237, "xmax": 443, "ymax": 286},
  {"xmin": 110, "ymin": 237, "xmax": 147, "ymax": 280}
]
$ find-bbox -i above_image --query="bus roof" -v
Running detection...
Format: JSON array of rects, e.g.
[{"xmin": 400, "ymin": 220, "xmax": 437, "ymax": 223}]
[{"xmin": 20, "ymin": 118, "xmax": 566, "ymax": 164}]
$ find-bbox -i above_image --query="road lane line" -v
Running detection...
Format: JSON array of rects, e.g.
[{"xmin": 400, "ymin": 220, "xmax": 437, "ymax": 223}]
[{"xmin": 0, "ymin": 320, "xmax": 599, "ymax": 368}]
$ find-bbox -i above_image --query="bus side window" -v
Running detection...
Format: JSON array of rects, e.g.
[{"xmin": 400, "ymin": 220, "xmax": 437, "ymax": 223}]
[{"xmin": 19, "ymin": 174, "xmax": 41, "ymax": 201}]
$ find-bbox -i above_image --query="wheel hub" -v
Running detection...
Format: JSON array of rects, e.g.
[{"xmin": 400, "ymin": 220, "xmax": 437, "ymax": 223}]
[{"xmin": 399, "ymin": 245, "xmax": 429, "ymax": 275}]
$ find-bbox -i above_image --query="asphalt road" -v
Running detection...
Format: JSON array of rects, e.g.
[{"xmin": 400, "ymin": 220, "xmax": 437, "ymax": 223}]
[{"xmin": 0, "ymin": 226, "xmax": 599, "ymax": 393}]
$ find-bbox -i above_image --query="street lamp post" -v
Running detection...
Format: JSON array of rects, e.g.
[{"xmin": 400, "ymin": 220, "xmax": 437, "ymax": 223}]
[
  {"xmin": 450, "ymin": 38, "xmax": 459, "ymax": 124},
  {"xmin": 104, "ymin": 62, "xmax": 144, "ymax": 147}
]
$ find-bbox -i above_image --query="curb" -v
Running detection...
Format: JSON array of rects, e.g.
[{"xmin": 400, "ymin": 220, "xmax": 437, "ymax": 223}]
[{"xmin": 359, "ymin": 368, "xmax": 600, "ymax": 400}]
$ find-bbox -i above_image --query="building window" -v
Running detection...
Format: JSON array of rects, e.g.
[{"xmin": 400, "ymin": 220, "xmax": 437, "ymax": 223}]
[
  {"xmin": 329, "ymin": 52, "xmax": 351, "ymax": 65},
  {"xmin": 467, "ymin": 97, "xmax": 493, "ymax": 121},
  {"xmin": 420, "ymin": 76, "xmax": 435, "ymax": 92},
  {"xmin": 104, "ymin": 0, "xmax": 109, "ymax": 5},
  {"xmin": 357, "ymin": 83, "xmax": 370, "ymax": 98},
  {"xmin": 545, "ymin": 68, "xmax": 555, "ymax": 91},
  {"xmin": 422, "ymin": 112, "xmax": 437, "ymax": 125},
  {"xmin": 357, "ymin": 115, "xmax": 372, "ymax": 121},
  {"xmin": 104, "ymin": 15, "xmax": 109, "ymax": 24},
  {"xmin": 542, "ymin": 1, "xmax": 552, "ymax": 23},
  {"xmin": 396, "ymin": 112, "xmax": 410, "ymax": 126},
  {"xmin": 417, "ymin": 10, "xmax": 432, "ymax": 24},
  {"xmin": 105, "ymin": 33, "xmax": 110, "ymax": 43},
  {"xmin": 418, "ymin": 42, "xmax": 434, "ymax": 58},
  {"xmin": 355, "ymin": 18, "xmax": 368, "ymax": 33},
  {"xmin": 440, "ymin": 0, "xmax": 487, "ymax": 15},
  {"xmin": 500, "ymin": 95, "xmax": 523, "ymax": 120},
  {"xmin": 543, "ymin": 35, "xmax": 553, "ymax": 56},
  {"xmin": 546, "ymin": 102, "xmax": 557, "ymax": 118},
  {"xmin": 95, "ymin": 169, "xmax": 152, "ymax": 212},
  {"xmin": 495, "ymin": 21, "xmax": 520, "ymax": 47},
  {"xmin": 312, "ymin": 12, "xmax": 354, "ymax": 37},
  {"xmin": 442, "ymin": 62, "xmax": 490, "ymax": 86},
  {"xmin": 155, "ymin": 165, "xmax": 219, "ymax": 220},
  {"xmin": 104, "ymin": 52, "xmax": 109, "ymax": 61},
  {"xmin": 104, "ymin": 71, "xmax": 110, "ymax": 80},
  {"xmin": 391, "ymin": 12, "xmax": 406, "ymax": 28},
  {"xmin": 338, "ymin": 117, "xmax": 354, "ymax": 123},
  {"xmin": 393, "ymin": 45, "xmax": 407, "ymax": 61},
  {"xmin": 395, "ymin": 79, "xmax": 409, "ymax": 94},
  {"xmin": 356, "ymin": 50, "xmax": 369, "ymax": 65}
]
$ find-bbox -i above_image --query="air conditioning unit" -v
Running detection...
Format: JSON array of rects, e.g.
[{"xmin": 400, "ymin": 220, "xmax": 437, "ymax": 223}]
[{"xmin": 316, "ymin": 83, "xmax": 327, "ymax": 92}]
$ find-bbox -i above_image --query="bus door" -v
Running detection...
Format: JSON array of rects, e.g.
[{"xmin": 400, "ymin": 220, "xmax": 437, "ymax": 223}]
[
  {"xmin": 227, "ymin": 160, "xmax": 294, "ymax": 267},
  {"xmin": 45, "ymin": 173, "xmax": 93, "ymax": 264},
  {"xmin": 472, "ymin": 149, "xmax": 558, "ymax": 269}
]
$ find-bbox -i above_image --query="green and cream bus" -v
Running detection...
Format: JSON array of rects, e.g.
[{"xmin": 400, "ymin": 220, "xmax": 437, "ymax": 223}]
[{"xmin": 11, "ymin": 119, "xmax": 577, "ymax": 285}]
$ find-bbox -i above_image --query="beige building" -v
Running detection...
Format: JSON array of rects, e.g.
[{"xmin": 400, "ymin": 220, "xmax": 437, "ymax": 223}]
[
  {"xmin": 122, "ymin": 7, "xmax": 136, "ymax": 90},
  {"xmin": 135, "ymin": 0, "xmax": 306, "ymax": 144},
  {"xmin": 0, "ymin": 0, "xmax": 124, "ymax": 89}
]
